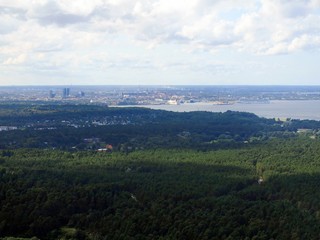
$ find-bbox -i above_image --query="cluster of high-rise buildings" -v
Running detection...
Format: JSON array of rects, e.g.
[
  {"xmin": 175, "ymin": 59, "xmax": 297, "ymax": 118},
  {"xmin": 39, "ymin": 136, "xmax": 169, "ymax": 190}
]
[
  {"xmin": 49, "ymin": 88, "xmax": 85, "ymax": 99},
  {"xmin": 1, "ymin": 85, "xmax": 319, "ymax": 104},
  {"xmin": 62, "ymin": 88, "xmax": 70, "ymax": 98}
]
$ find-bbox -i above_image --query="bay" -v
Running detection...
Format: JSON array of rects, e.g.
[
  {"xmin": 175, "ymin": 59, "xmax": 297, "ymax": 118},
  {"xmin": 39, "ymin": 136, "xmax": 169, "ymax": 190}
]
[{"xmin": 122, "ymin": 100, "xmax": 320, "ymax": 120}]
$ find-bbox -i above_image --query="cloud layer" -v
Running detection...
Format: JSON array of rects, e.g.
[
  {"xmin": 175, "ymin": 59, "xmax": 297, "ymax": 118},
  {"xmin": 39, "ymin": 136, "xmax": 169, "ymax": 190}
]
[{"xmin": 0, "ymin": 0, "xmax": 320, "ymax": 84}]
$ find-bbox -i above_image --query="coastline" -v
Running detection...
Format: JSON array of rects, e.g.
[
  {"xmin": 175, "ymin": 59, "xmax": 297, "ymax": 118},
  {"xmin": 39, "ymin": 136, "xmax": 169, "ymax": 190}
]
[{"xmin": 111, "ymin": 100, "xmax": 320, "ymax": 120}]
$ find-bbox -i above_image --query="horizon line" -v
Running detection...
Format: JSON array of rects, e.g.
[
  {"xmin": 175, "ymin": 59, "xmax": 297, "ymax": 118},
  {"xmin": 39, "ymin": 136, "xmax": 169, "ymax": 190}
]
[{"xmin": 1, "ymin": 84, "xmax": 320, "ymax": 87}]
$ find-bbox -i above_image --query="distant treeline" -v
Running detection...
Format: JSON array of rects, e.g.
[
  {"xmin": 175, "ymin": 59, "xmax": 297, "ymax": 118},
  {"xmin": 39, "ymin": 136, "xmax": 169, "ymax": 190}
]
[{"xmin": 0, "ymin": 104, "xmax": 319, "ymax": 150}]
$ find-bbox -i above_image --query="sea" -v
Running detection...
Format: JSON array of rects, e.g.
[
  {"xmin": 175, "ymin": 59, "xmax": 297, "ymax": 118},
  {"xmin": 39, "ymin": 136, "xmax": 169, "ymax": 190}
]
[{"xmin": 122, "ymin": 100, "xmax": 320, "ymax": 120}]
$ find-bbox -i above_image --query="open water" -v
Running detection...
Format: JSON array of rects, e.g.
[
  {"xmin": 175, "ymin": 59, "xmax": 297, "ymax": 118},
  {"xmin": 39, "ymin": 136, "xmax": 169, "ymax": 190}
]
[{"xmin": 127, "ymin": 100, "xmax": 320, "ymax": 120}]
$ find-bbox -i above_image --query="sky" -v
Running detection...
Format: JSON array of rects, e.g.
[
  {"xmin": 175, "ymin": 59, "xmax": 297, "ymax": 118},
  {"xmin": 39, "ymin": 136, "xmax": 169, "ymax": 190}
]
[{"xmin": 0, "ymin": 0, "xmax": 320, "ymax": 86}]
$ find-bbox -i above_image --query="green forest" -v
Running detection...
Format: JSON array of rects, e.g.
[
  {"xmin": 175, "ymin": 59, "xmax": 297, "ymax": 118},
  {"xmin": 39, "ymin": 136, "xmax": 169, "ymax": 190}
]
[{"xmin": 1, "ymin": 104, "xmax": 320, "ymax": 239}]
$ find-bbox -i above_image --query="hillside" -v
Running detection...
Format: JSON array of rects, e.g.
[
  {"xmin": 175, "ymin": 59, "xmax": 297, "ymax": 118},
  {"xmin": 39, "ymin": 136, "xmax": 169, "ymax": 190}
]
[{"xmin": 1, "ymin": 104, "xmax": 320, "ymax": 239}]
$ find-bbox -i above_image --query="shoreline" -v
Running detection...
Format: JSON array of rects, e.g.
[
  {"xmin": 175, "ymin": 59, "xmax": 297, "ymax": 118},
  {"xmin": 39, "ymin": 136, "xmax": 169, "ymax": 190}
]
[{"xmin": 110, "ymin": 100, "xmax": 320, "ymax": 120}]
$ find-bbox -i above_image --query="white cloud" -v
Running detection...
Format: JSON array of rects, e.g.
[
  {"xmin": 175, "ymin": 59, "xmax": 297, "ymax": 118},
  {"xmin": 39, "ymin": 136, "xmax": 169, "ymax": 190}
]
[
  {"xmin": 56, "ymin": 0, "xmax": 102, "ymax": 16},
  {"xmin": 233, "ymin": 0, "xmax": 320, "ymax": 54},
  {"xmin": 0, "ymin": 0, "xmax": 320, "ymax": 85},
  {"xmin": 0, "ymin": 14, "xmax": 20, "ymax": 34},
  {"xmin": 1, "ymin": 0, "xmax": 319, "ymax": 55},
  {"xmin": 3, "ymin": 53, "xmax": 27, "ymax": 65},
  {"xmin": 289, "ymin": 34, "xmax": 320, "ymax": 51}
]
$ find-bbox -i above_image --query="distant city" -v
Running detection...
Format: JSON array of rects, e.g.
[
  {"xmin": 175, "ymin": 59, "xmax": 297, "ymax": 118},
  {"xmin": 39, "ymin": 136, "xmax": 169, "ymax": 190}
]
[{"xmin": 0, "ymin": 85, "xmax": 320, "ymax": 105}]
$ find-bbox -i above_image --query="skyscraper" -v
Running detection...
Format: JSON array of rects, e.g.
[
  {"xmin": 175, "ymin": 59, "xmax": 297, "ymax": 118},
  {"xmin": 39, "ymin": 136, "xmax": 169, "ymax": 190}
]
[
  {"xmin": 63, "ymin": 88, "xmax": 70, "ymax": 98},
  {"xmin": 49, "ymin": 90, "xmax": 55, "ymax": 98},
  {"xmin": 78, "ymin": 91, "xmax": 85, "ymax": 97}
]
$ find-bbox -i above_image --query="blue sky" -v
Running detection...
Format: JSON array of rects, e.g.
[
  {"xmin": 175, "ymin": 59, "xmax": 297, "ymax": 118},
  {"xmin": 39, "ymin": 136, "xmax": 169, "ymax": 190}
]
[{"xmin": 0, "ymin": 0, "xmax": 320, "ymax": 85}]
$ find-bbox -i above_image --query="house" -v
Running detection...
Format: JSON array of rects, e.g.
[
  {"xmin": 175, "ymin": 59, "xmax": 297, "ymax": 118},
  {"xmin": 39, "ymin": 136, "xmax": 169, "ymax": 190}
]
[
  {"xmin": 297, "ymin": 129, "xmax": 313, "ymax": 134},
  {"xmin": 97, "ymin": 144, "xmax": 113, "ymax": 152},
  {"xmin": 106, "ymin": 144, "xmax": 113, "ymax": 150},
  {"xmin": 258, "ymin": 177, "xmax": 264, "ymax": 185}
]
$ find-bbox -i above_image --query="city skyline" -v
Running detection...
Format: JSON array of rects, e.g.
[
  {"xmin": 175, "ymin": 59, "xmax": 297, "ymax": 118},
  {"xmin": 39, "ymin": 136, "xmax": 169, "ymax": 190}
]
[{"xmin": 1, "ymin": 0, "xmax": 320, "ymax": 86}]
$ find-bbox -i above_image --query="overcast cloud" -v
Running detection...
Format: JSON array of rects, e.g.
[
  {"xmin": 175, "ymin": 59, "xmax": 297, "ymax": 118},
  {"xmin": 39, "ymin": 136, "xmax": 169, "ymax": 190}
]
[{"xmin": 0, "ymin": 0, "xmax": 320, "ymax": 85}]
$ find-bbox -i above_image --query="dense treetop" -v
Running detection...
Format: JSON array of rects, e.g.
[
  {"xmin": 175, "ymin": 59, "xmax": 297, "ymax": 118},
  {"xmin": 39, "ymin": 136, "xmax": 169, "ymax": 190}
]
[{"xmin": 1, "ymin": 103, "xmax": 320, "ymax": 239}]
